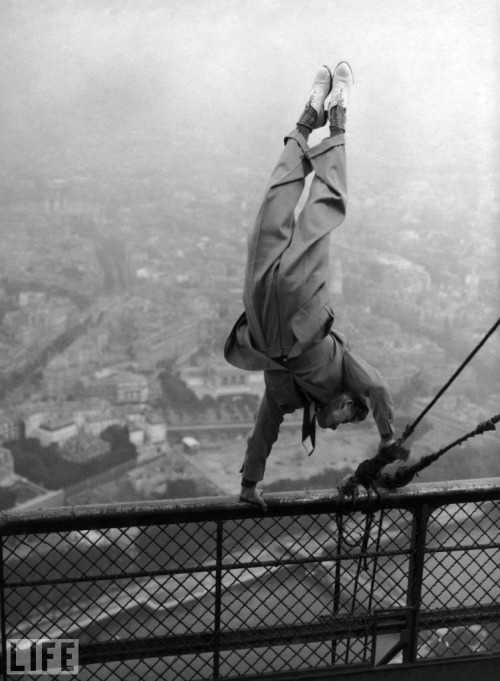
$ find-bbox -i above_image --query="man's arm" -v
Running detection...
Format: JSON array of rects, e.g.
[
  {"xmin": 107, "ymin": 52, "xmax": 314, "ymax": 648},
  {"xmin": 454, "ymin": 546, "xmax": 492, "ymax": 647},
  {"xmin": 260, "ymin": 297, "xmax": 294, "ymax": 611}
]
[
  {"xmin": 239, "ymin": 385, "xmax": 285, "ymax": 510},
  {"xmin": 341, "ymin": 349, "xmax": 395, "ymax": 446},
  {"xmin": 339, "ymin": 351, "xmax": 414, "ymax": 497}
]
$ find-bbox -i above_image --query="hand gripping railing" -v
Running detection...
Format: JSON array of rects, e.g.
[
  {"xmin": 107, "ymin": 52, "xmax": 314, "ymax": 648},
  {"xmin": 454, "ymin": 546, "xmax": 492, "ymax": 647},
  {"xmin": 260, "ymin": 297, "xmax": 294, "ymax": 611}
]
[{"xmin": 1, "ymin": 478, "xmax": 500, "ymax": 680}]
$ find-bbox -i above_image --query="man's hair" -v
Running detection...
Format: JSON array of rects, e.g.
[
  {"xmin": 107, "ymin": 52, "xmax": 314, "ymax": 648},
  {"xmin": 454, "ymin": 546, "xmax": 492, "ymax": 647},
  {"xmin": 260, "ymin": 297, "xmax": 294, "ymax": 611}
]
[
  {"xmin": 315, "ymin": 392, "xmax": 369, "ymax": 429},
  {"xmin": 347, "ymin": 392, "xmax": 369, "ymax": 422}
]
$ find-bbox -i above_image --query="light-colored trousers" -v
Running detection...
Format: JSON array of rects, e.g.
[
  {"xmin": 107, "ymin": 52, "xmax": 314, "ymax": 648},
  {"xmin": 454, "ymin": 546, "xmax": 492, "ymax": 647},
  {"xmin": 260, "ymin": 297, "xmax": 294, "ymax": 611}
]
[{"xmin": 243, "ymin": 130, "xmax": 348, "ymax": 360}]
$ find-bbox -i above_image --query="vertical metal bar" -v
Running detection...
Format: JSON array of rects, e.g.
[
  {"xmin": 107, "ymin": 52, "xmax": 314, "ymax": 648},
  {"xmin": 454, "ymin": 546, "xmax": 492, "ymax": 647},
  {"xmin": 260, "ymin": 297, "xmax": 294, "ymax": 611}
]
[
  {"xmin": 403, "ymin": 502, "xmax": 431, "ymax": 663},
  {"xmin": 331, "ymin": 512, "xmax": 343, "ymax": 665},
  {"xmin": 213, "ymin": 518, "xmax": 224, "ymax": 680},
  {"xmin": 346, "ymin": 512, "xmax": 373, "ymax": 665},
  {"xmin": 0, "ymin": 535, "xmax": 7, "ymax": 681},
  {"xmin": 367, "ymin": 510, "xmax": 385, "ymax": 664}
]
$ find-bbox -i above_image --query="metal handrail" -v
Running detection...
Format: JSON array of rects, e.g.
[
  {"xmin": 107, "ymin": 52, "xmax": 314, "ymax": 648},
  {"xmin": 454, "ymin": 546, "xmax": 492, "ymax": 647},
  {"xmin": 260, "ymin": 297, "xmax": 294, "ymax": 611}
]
[{"xmin": 2, "ymin": 477, "xmax": 500, "ymax": 531}]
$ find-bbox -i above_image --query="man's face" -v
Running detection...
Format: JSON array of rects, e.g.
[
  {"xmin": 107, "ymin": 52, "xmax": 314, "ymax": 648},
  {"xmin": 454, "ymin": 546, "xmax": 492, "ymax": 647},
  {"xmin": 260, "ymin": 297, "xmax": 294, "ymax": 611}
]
[{"xmin": 316, "ymin": 398, "xmax": 356, "ymax": 430}]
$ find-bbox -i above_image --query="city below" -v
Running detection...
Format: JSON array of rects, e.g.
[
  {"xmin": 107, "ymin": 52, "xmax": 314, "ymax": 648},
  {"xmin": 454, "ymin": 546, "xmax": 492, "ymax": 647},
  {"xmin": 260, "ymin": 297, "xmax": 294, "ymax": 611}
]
[{"xmin": 0, "ymin": 128, "xmax": 499, "ymax": 512}]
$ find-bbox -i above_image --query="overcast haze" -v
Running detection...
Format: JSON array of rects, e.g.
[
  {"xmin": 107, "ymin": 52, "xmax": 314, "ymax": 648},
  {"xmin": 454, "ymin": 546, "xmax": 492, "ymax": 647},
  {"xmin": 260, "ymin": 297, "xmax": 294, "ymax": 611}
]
[
  {"xmin": 1, "ymin": 0, "xmax": 498, "ymax": 169},
  {"xmin": 0, "ymin": 0, "xmax": 499, "ymax": 289}
]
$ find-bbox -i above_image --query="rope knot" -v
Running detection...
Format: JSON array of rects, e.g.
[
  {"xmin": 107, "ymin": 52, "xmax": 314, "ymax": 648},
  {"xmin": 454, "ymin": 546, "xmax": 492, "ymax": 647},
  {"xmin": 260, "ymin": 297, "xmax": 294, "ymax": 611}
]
[{"xmin": 475, "ymin": 418, "xmax": 497, "ymax": 435}]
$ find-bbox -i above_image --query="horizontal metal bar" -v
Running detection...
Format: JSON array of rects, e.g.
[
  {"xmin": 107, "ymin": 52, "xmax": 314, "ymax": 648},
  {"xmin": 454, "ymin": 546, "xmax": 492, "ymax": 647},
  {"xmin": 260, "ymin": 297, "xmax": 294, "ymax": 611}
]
[
  {"xmin": 419, "ymin": 602, "xmax": 500, "ymax": 627},
  {"xmin": 2, "ymin": 547, "xmax": 414, "ymax": 589},
  {"xmin": 6, "ymin": 528, "xmax": 496, "ymax": 589},
  {"xmin": 422, "ymin": 540, "xmax": 500, "ymax": 554},
  {"xmin": 230, "ymin": 655, "xmax": 500, "ymax": 681},
  {"xmin": 215, "ymin": 547, "xmax": 413, "ymax": 571},
  {"xmin": 2, "ymin": 603, "xmax": 495, "ymax": 668},
  {"xmin": 1, "ymin": 478, "xmax": 500, "ymax": 535},
  {"xmin": 2, "ymin": 564, "xmax": 217, "ymax": 589}
]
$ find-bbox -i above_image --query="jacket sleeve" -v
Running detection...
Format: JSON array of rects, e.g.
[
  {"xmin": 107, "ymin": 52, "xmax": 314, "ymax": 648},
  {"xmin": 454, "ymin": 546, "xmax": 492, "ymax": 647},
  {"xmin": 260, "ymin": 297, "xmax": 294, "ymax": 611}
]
[
  {"xmin": 240, "ymin": 386, "xmax": 285, "ymax": 483},
  {"xmin": 342, "ymin": 350, "xmax": 395, "ymax": 438}
]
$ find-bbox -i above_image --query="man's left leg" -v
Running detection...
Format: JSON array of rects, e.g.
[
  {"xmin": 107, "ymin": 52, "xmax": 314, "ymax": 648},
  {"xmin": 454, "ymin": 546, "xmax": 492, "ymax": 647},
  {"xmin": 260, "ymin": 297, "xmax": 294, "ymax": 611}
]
[
  {"xmin": 275, "ymin": 61, "xmax": 354, "ymax": 357},
  {"xmin": 243, "ymin": 66, "xmax": 333, "ymax": 358}
]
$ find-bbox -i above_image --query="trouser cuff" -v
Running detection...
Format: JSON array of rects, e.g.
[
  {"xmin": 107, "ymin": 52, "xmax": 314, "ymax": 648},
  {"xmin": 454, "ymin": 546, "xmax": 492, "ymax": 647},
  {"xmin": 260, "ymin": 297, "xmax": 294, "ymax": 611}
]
[
  {"xmin": 283, "ymin": 129, "xmax": 309, "ymax": 153},
  {"xmin": 306, "ymin": 133, "xmax": 345, "ymax": 159},
  {"xmin": 283, "ymin": 130, "xmax": 345, "ymax": 159}
]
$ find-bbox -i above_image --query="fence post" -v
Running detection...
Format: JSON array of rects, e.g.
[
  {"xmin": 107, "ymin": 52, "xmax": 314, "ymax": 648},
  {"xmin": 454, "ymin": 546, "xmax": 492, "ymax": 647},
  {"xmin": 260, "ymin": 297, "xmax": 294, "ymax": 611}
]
[
  {"xmin": 403, "ymin": 502, "xmax": 432, "ymax": 663},
  {"xmin": 213, "ymin": 518, "xmax": 224, "ymax": 679},
  {"xmin": 0, "ymin": 536, "xmax": 6, "ymax": 681},
  {"xmin": 331, "ymin": 511, "xmax": 343, "ymax": 665}
]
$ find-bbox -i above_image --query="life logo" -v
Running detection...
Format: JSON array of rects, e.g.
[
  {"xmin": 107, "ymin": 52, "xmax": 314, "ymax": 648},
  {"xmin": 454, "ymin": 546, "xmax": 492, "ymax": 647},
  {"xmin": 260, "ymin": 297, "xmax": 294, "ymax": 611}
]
[{"xmin": 7, "ymin": 639, "xmax": 79, "ymax": 675}]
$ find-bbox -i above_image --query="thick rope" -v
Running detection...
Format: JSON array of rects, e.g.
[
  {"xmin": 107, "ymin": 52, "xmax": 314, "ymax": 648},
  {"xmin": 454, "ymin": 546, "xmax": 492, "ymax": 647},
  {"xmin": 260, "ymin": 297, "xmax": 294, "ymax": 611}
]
[
  {"xmin": 400, "ymin": 315, "xmax": 500, "ymax": 443},
  {"xmin": 379, "ymin": 413, "xmax": 500, "ymax": 489}
]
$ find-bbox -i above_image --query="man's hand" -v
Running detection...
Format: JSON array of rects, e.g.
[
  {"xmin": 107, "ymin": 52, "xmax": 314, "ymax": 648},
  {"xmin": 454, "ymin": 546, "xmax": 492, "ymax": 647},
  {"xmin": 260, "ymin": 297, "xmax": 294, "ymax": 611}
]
[
  {"xmin": 239, "ymin": 485, "xmax": 267, "ymax": 512},
  {"xmin": 379, "ymin": 436, "xmax": 396, "ymax": 451},
  {"xmin": 378, "ymin": 438, "xmax": 411, "ymax": 462},
  {"xmin": 340, "ymin": 473, "xmax": 358, "ymax": 497},
  {"xmin": 339, "ymin": 439, "xmax": 410, "ymax": 503}
]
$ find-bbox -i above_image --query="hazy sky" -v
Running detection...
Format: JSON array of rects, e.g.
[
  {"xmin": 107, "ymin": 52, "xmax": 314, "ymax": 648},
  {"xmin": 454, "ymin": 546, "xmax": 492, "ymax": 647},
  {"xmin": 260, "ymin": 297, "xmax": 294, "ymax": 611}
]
[{"xmin": 1, "ymin": 0, "xmax": 498, "ymax": 192}]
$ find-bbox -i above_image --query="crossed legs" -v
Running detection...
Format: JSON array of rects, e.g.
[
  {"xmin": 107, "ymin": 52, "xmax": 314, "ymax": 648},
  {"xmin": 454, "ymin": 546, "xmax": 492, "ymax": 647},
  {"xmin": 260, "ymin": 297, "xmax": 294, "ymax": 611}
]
[{"xmin": 243, "ymin": 131, "xmax": 348, "ymax": 359}]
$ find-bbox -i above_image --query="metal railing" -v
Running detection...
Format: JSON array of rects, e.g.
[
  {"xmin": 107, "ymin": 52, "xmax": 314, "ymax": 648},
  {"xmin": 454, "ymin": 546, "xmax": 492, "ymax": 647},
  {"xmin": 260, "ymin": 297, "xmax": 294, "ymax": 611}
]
[{"xmin": 1, "ymin": 478, "xmax": 500, "ymax": 680}]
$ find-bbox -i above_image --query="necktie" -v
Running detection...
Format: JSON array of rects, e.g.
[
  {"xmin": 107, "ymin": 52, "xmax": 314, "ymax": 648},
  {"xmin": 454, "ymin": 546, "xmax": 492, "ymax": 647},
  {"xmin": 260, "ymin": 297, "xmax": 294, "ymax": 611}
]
[{"xmin": 302, "ymin": 400, "xmax": 317, "ymax": 456}]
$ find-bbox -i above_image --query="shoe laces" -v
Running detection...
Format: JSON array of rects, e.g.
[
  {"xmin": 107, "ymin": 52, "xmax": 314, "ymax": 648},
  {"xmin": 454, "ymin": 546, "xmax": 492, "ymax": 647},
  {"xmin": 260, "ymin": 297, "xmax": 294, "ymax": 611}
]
[{"xmin": 334, "ymin": 87, "xmax": 345, "ymax": 108}]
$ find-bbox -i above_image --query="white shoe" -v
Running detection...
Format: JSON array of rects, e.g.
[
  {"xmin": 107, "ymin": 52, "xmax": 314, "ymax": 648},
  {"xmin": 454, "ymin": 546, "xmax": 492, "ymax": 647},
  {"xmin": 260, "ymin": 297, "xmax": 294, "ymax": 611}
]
[
  {"xmin": 329, "ymin": 61, "xmax": 354, "ymax": 111},
  {"xmin": 297, "ymin": 65, "xmax": 332, "ymax": 130}
]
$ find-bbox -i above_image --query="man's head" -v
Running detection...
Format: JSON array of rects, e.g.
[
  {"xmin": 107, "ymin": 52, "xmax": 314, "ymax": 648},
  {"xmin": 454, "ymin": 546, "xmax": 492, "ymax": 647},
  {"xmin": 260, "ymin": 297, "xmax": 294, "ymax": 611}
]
[{"xmin": 315, "ymin": 392, "xmax": 369, "ymax": 430}]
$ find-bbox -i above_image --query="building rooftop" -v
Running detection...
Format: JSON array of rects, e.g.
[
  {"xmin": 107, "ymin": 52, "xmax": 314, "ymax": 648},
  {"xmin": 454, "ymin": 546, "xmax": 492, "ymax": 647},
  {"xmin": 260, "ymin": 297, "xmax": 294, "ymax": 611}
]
[{"xmin": 40, "ymin": 416, "xmax": 76, "ymax": 431}]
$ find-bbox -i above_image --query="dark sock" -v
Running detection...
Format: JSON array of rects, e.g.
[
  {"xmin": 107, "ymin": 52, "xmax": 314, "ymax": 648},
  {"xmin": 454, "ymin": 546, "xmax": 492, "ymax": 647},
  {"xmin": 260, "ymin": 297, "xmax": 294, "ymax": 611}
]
[
  {"xmin": 241, "ymin": 477, "xmax": 256, "ymax": 488},
  {"xmin": 296, "ymin": 104, "xmax": 318, "ymax": 141},
  {"xmin": 329, "ymin": 105, "xmax": 346, "ymax": 137}
]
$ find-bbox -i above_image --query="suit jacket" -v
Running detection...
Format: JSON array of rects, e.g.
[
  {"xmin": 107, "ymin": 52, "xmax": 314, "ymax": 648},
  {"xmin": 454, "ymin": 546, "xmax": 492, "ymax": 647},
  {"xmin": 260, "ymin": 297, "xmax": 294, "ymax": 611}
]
[
  {"xmin": 224, "ymin": 280, "xmax": 334, "ymax": 367},
  {"xmin": 224, "ymin": 309, "xmax": 337, "ymax": 403},
  {"xmin": 224, "ymin": 309, "xmax": 395, "ymax": 446},
  {"xmin": 225, "ymin": 305, "xmax": 349, "ymax": 454}
]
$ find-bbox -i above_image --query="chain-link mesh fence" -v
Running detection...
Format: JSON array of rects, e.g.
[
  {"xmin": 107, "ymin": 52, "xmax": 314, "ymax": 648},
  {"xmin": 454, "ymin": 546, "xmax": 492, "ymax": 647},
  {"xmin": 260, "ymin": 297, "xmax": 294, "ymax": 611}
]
[{"xmin": 1, "ymin": 480, "xmax": 500, "ymax": 680}]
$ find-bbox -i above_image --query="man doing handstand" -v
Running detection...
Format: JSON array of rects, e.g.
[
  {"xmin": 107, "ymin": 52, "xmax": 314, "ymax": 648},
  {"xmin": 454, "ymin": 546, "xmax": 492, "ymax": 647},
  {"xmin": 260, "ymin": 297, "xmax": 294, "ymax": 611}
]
[{"xmin": 225, "ymin": 62, "xmax": 397, "ymax": 510}]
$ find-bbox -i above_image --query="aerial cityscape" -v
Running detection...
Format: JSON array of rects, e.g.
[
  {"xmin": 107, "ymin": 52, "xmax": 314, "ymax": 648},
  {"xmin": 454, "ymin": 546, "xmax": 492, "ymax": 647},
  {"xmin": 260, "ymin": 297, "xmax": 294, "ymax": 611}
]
[
  {"xmin": 0, "ymin": 116, "xmax": 498, "ymax": 512},
  {"xmin": 0, "ymin": 0, "xmax": 499, "ymax": 513},
  {"xmin": 1, "ymin": 4, "xmax": 500, "ymax": 680}
]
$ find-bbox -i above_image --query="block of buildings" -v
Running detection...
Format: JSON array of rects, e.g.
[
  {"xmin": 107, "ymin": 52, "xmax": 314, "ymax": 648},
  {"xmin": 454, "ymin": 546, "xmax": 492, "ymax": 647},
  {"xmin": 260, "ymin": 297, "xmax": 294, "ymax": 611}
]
[
  {"xmin": 16, "ymin": 403, "xmax": 52, "ymax": 439},
  {"xmin": 114, "ymin": 371, "xmax": 149, "ymax": 403},
  {"xmin": 0, "ymin": 410, "xmax": 21, "ymax": 444},
  {"xmin": 0, "ymin": 446, "xmax": 16, "ymax": 487},
  {"xmin": 69, "ymin": 399, "xmax": 114, "ymax": 428},
  {"xmin": 180, "ymin": 360, "xmax": 265, "ymax": 400},
  {"xmin": 39, "ymin": 416, "xmax": 78, "ymax": 448},
  {"xmin": 144, "ymin": 412, "xmax": 167, "ymax": 444},
  {"xmin": 76, "ymin": 374, "xmax": 117, "ymax": 401},
  {"xmin": 76, "ymin": 370, "xmax": 149, "ymax": 404},
  {"xmin": 127, "ymin": 421, "xmax": 145, "ymax": 447},
  {"xmin": 82, "ymin": 411, "xmax": 122, "ymax": 438},
  {"xmin": 60, "ymin": 434, "xmax": 110, "ymax": 463}
]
